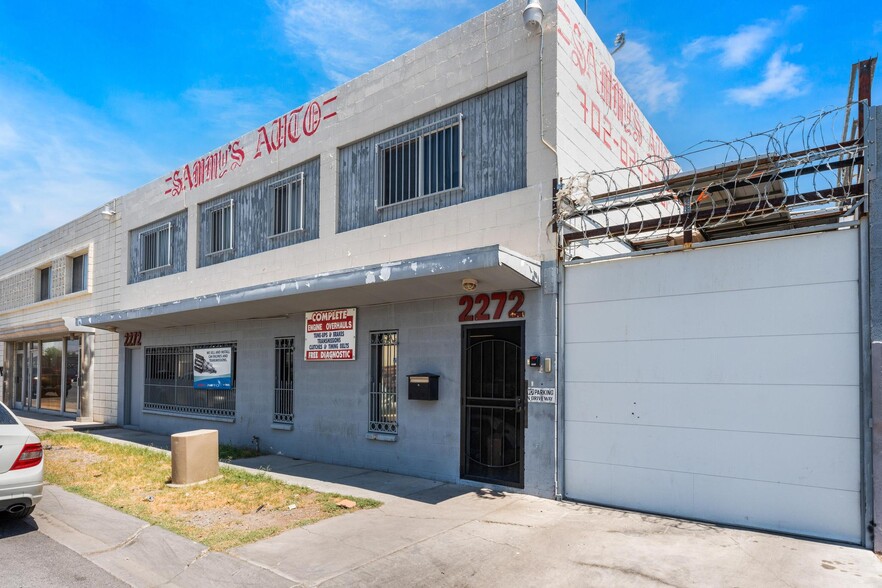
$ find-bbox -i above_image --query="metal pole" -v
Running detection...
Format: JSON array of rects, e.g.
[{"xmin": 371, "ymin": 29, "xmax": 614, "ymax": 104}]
[{"xmin": 866, "ymin": 104, "xmax": 882, "ymax": 551}]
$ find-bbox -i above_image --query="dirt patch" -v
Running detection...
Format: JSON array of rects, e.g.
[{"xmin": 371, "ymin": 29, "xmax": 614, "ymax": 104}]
[
  {"xmin": 45, "ymin": 445, "xmax": 106, "ymax": 467},
  {"xmin": 185, "ymin": 500, "xmax": 325, "ymax": 532}
]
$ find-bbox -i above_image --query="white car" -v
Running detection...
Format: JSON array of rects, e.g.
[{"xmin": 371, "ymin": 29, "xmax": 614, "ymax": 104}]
[{"xmin": 0, "ymin": 401, "xmax": 43, "ymax": 519}]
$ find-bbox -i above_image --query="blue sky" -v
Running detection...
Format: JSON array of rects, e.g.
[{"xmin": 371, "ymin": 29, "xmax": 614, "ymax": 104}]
[{"xmin": 0, "ymin": 1, "xmax": 878, "ymax": 253}]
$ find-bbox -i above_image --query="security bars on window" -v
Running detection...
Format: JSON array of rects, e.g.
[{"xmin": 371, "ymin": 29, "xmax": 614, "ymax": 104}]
[
  {"xmin": 369, "ymin": 331, "xmax": 398, "ymax": 434},
  {"xmin": 140, "ymin": 223, "xmax": 171, "ymax": 272},
  {"xmin": 272, "ymin": 174, "xmax": 305, "ymax": 236},
  {"xmin": 209, "ymin": 201, "xmax": 233, "ymax": 253},
  {"xmin": 377, "ymin": 114, "xmax": 463, "ymax": 207},
  {"xmin": 274, "ymin": 337, "xmax": 295, "ymax": 423},
  {"xmin": 144, "ymin": 343, "xmax": 236, "ymax": 418}
]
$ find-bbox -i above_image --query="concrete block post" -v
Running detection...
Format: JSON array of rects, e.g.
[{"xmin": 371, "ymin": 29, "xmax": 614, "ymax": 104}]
[{"xmin": 170, "ymin": 429, "xmax": 219, "ymax": 486}]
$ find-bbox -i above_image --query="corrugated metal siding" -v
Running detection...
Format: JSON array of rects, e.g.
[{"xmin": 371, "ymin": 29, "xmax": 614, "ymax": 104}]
[
  {"xmin": 198, "ymin": 158, "xmax": 320, "ymax": 268},
  {"xmin": 128, "ymin": 212, "xmax": 188, "ymax": 284},
  {"xmin": 337, "ymin": 77, "xmax": 527, "ymax": 232}
]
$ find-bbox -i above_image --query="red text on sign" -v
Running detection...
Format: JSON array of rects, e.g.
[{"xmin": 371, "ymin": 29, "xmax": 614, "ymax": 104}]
[{"xmin": 458, "ymin": 291, "xmax": 525, "ymax": 322}]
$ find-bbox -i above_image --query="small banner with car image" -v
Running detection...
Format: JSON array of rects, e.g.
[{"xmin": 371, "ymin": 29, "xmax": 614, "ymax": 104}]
[{"xmin": 193, "ymin": 347, "xmax": 233, "ymax": 389}]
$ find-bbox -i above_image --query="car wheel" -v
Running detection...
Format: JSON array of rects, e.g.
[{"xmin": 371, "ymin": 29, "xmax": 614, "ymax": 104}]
[{"xmin": 6, "ymin": 506, "xmax": 35, "ymax": 519}]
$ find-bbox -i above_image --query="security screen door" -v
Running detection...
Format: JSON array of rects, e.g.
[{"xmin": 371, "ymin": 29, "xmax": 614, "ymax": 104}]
[{"xmin": 461, "ymin": 323, "xmax": 525, "ymax": 488}]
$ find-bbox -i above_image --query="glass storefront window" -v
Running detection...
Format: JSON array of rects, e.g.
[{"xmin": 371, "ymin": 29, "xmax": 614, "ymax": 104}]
[
  {"xmin": 28, "ymin": 344, "xmax": 39, "ymax": 407},
  {"xmin": 13, "ymin": 346, "xmax": 24, "ymax": 409},
  {"xmin": 9, "ymin": 336, "xmax": 82, "ymax": 415},
  {"xmin": 65, "ymin": 338, "xmax": 80, "ymax": 414},
  {"xmin": 40, "ymin": 341, "xmax": 63, "ymax": 411}
]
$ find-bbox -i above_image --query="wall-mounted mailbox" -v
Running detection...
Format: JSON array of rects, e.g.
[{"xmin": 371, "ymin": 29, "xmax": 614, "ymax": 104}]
[{"xmin": 407, "ymin": 373, "xmax": 439, "ymax": 401}]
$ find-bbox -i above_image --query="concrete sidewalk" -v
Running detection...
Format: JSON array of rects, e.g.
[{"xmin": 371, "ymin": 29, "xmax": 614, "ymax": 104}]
[
  {"xmin": 35, "ymin": 485, "xmax": 292, "ymax": 587},
  {"xmin": 14, "ymin": 409, "xmax": 117, "ymax": 433},
  {"xmin": 23, "ymin": 422, "xmax": 882, "ymax": 586}
]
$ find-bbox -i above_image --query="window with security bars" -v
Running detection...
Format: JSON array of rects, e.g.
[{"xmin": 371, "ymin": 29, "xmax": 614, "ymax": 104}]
[
  {"xmin": 369, "ymin": 331, "xmax": 398, "ymax": 434},
  {"xmin": 272, "ymin": 174, "xmax": 305, "ymax": 236},
  {"xmin": 379, "ymin": 114, "xmax": 462, "ymax": 207},
  {"xmin": 144, "ymin": 343, "xmax": 236, "ymax": 418},
  {"xmin": 209, "ymin": 201, "xmax": 233, "ymax": 253},
  {"xmin": 140, "ymin": 224, "xmax": 171, "ymax": 272},
  {"xmin": 274, "ymin": 337, "xmax": 295, "ymax": 423}
]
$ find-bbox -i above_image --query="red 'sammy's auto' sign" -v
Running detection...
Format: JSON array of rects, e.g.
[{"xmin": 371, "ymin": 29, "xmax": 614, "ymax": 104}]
[
  {"xmin": 163, "ymin": 95, "xmax": 338, "ymax": 198},
  {"xmin": 305, "ymin": 308, "xmax": 356, "ymax": 361}
]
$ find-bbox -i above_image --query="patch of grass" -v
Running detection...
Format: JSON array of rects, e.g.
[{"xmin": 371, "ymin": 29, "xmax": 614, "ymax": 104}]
[
  {"xmin": 218, "ymin": 443, "xmax": 262, "ymax": 461},
  {"xmin": 40, "ymin": 432, "xmax": 381, "ymax": 551},
  {"xmin": 316, "ymin": 492, "xmax": 382, "ymax": 513}
]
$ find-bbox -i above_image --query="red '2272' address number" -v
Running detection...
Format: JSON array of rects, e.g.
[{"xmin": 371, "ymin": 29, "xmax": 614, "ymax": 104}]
[{"xmin": 459, "ymin": 291, "xmax": 525, "ymax": 322}]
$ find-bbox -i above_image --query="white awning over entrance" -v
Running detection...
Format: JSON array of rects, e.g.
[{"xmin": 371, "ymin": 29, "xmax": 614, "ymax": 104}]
[{"xmin": 77, "ymin": 246, "xmax": 542, "ymax": 332}]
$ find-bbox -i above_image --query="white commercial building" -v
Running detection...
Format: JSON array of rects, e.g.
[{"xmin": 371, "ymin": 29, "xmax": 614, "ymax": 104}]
[{"xmin": 1, "ymin": 0, "xmax": 877, "ymax": 550}]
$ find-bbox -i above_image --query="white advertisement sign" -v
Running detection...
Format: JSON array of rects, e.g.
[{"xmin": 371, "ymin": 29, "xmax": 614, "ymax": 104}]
[
  {"xmin": 193, "ymin": 347, "xmax": 233, "ymax": 389},
  {"xmin": 305, "ymin": 308, "xmax": 357, "ymax": 361}
]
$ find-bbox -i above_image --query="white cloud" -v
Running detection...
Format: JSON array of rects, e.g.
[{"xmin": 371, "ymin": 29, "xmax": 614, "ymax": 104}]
[
  {"xmin": 0, "ymin": 72, "xmax": 165, "ymax": 253},
  {"xmin": 683, "ymin": 6, "xmax": 805, "ymax": 69},
  {"xmin": 0, "ymin": 53, "xmax": 316, "ymax": 255},
  {"xmin": 684, "ymin": 22, "xmax": 776, "ymax": 68},
  {"xmin": 271, "ymin": 0, "xmax": 483, "ymax": 85},
  {"xmin": 0, "ymin": 121, "xmax": 19, "ymax": 151},
  {"xmin": 382, "ymin": 0, "xmax": 475, "ymax": 9},
  {"xmin": 273, "ymin": 0, "xmax": 423, "ymax": 85},
  {"xmin": 726, "ymin": 49, "xmax": 807, "ymax": 106},
  {"xmin": 182, "ymin": 86, "xmax": 288, "ymax": 136},
  {"xmin": 785, "ymin": 5, "xmax": 807, "ymax": 22},
  {"xmin": 614, "ymin": 40, "xmax": 682, "ymax": 113}
]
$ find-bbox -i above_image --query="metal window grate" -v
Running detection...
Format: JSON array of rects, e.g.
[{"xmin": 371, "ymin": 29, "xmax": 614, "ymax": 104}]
[
  {"xmin": 422, "ymin": 124, "xmax": 460, "ymax": 196},
  {"xmin": 144, "ymin": 342, "xmax": 236, "ymax": 418},
  {"xmin": 369, "ymin": 331, "xmax": 398, "ymax": 434},
  {"xmin": 378, "ymin": 114, "xmax": 463, "ymax": 207},
  {"xmin": 209, "ymin": 202, "xmax": 233, "ymax": 253},
  {"xmin": 272, "ymin": 174, "xmax": 305, "ymax": 236},
  {"xmin": 140, "ymin": 224, "xmax": 171, "ymax": 272},
  {"xmin": 274, "ymin": 337, "xmax": 295, "ymax": 423},
  {"xmin": 381, "ymin": 138, "xmax": 420, "ymax": 205}
]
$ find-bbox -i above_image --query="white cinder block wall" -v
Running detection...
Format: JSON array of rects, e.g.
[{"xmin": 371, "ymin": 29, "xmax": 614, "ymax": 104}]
[
  {"xmin": 116, "ymin": 1, "xmax": 558, "ymax": 312},
  {"xmin": 554, "ymin": 0, "xmax": 674, "ymax": 258},
  {"xmin": 111, "ymin": 0, "xmax": 564, "ymax": 492},
  {"xmin": 0, "ymin": 1, "xmax": 672, "ymax": 483},
  {"xmin": 555, "ymin": 0, "xmax": 671, "ymax": 178},
  {"xmin": 0, "ymin": 205, "xmax": 123, "ymax": 422}
]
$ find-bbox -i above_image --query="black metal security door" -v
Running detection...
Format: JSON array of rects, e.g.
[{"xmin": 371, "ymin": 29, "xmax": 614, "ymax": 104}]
[{"xmin": 461, "ymin": 323, "xmax": 525, "ymax": 488}]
